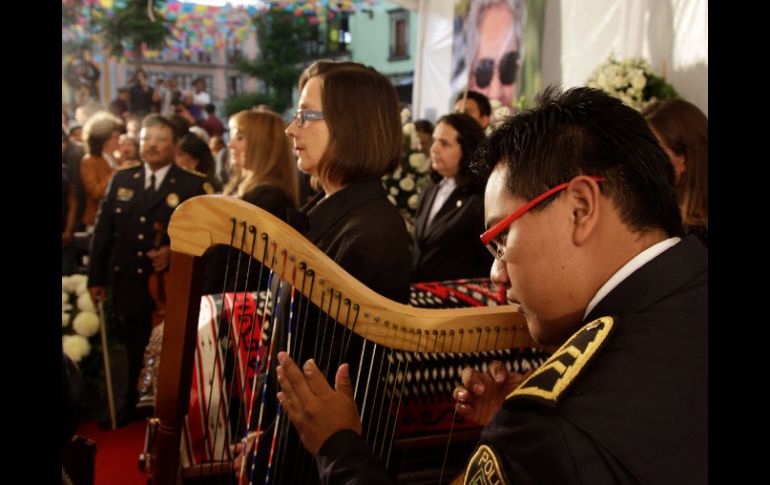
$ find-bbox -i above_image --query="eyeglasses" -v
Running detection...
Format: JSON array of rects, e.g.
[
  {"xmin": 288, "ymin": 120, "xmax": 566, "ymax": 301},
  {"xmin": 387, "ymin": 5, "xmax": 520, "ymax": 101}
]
[
  {"xmin": 474, "ymin": 51, "xmax": 520, "ymax": 88},
  {"xmin": 480, "ymin": 176, "xmax": 606, "ymax": 260},
  {"xmin": 291, "ymin": 109, "xmax": 324, "ymax": 127}
]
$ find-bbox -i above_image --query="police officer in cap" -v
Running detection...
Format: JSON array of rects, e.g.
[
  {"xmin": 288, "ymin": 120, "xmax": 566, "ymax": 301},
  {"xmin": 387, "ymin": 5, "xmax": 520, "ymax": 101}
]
[{"xmin": 88, "ymin": 114, "xmax": 211, "ymax": 426}]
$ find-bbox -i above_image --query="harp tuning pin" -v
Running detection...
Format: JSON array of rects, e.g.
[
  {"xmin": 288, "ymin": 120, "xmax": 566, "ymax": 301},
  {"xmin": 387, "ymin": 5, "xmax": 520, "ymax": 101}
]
[
  {"xmin": 318, "ymin": 277, "xmax": 326, "ymax": 285},
  {"xmin": 288, "ymin": 254, "xmax": 296, "ymax": 261},
  {"xmin": 298, "ymin": 261, "xmax": 307, "ymax": 270}
]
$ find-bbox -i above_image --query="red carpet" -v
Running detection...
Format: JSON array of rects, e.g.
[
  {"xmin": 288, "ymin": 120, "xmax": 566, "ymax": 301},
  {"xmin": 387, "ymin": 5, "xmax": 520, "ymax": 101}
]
[{"xmin": 77, "ymin": 420, "xmax": 148, "ymax": 484}]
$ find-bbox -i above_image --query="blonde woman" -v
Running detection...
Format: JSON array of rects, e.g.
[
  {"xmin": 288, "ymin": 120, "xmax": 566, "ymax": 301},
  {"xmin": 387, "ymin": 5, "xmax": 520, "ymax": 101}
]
[
  {"xmin": 224, "ymin": 110, "xmax": 299, "ymax": 218},
  {"xmin": 203, "ymin": 110, "xmax": 299, "ymax": 294}
]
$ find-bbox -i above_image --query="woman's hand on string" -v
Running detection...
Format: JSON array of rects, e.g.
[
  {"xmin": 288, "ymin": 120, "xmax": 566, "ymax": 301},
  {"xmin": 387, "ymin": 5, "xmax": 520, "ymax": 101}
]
[
  {"xmin": 453, "ymin": 361, "xmax": 533, "ymax": 426},
  {"xmin": 276, "ymin": 351, "xmax": 361, "ymax": 457}
]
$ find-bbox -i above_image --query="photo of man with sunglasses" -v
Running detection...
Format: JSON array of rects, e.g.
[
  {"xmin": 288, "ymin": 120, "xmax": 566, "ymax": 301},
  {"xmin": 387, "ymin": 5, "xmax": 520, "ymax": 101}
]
[{"xmin": 458, "ymin": 0, "xmax": 526, "ymax": 109}]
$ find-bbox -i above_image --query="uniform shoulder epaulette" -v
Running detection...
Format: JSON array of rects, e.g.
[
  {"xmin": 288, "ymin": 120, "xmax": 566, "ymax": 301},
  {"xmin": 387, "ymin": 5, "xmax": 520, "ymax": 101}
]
[
  {"xmin": 179, "ymin": 166, "xmax": 207, "ymax": 178},
  {"xmin": 506, "ymin": 316, "xmax": 616, "ymax": 407},
  {"xmin": 116, "ymin": 161, "xmax": 142, "ymax": 171}
]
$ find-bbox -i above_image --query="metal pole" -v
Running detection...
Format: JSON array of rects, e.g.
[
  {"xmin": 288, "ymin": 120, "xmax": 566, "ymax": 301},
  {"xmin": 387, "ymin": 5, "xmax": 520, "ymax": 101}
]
[{"xmin": 98, "ymin": 300, "xmax": 117, "ymax": 430}]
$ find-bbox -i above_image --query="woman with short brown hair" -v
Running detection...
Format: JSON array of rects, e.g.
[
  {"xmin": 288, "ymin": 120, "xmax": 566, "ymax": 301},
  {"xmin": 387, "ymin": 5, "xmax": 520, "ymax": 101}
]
[{"xmin": 285, "ymin": 60, "xmax": 411, "ymax": 302}]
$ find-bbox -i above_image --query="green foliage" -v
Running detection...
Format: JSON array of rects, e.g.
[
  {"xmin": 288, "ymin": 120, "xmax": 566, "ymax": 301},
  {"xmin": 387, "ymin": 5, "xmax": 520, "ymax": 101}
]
[
  {"xmin": 94, "ymin": 0, "xmax": 172, "ymax": 60},
  {"xmin": 226, "ymin": 11, "xmax": 314, "ymax": 115},
  {"xmin": 644, "ymin": 73, "xmax": 679, "ymax": 102}
]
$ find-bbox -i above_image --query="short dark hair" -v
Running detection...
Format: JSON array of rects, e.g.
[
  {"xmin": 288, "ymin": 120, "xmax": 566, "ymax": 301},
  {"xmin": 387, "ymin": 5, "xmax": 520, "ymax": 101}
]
[
  {"xmin": 414, "ymin": 119, "xmax": 434, "ymax": 135},
  {"xmin": 433, "ymin": 113, "xmax": 486, "ymax": 188},
  {"xmin": 472, "ymin": 86, "xmax": 684, "ymax": 237},
  {"xmin": 455, "ymin": 90, "xmax": 492, "ymax": 117},
  {"xmin": 178, "ymin": 133, "xmax": 215, "ymax": 176},
  {"xmin": 205, "ymin": 103, "xmax": 216, "ymax": 114},
  {"xmin": 298, "ymin": 61, "xmax": 401, "ymax": 186},
  {"xmin": 142, "ymin": 114, "xmax": 182, "ymax": 142}
]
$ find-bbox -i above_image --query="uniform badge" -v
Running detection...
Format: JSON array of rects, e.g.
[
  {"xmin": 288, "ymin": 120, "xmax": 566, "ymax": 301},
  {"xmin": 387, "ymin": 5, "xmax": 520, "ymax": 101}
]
[
  {"xmin": 456, "ymin": 199, "xmax": 463, "ymax": 208},
  {"xmin": 166, "ymin": 193, "xmax": 180, "ymax": 208},
  {"xmin": 203, "ymin": 182, "xmax": 214, "ymax": 194},
  {"xmin": 507, "ymin": 316, "xmax": 615, "ymax": 406},
  {"xmin": 464, "ymin": 444, "xmax": 507, "ymax": 485},
  {"xmin": 133, "ymin": 172, "xmax": 141, "ymax": 179},
  {"xmin": 117, "ymin": 187, "xmax": 134, "ymax": 201}
]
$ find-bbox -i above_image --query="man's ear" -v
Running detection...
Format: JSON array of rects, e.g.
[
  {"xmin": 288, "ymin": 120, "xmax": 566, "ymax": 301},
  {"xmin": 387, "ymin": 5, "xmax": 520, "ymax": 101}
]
[{"xmin": 566, "ymin": 176, "xmax": 602, "ymax": 246}]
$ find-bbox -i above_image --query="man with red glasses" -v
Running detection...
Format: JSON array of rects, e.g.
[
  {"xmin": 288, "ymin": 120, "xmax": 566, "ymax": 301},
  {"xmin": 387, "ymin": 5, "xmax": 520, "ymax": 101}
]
[{"xmin": 274, "ymin": 86, "xmax": 707, "ymax": 484}]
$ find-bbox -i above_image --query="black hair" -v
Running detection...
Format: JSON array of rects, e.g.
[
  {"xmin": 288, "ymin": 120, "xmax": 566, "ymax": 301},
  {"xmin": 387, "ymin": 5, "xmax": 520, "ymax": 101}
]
[{"xmin": 471, "ymin": 85, "xmax": 683, "ymax": 237}]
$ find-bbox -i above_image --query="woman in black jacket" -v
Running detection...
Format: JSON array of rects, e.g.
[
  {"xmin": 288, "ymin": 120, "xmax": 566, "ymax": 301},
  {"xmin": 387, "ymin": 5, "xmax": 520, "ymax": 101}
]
[
  {"xmin": 412, "ymin": 113, "xmax": 493, "ymax": 282},
  {"xmin": 285, "ymin": 61, "xmax": 412, "ymax": 303}
]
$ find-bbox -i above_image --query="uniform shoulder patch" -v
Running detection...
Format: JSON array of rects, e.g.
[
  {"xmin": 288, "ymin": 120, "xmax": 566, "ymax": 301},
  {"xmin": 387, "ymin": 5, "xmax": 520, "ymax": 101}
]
[
  {"xmin": 116, "ymin": 161, "xmax": 142, "ymax": 171},
  {"xmin": 506, "ymin": 316, "xmax": 615, "ymax": 407},
  {"xmin": 179, "ymin": 166, "xmax": 207, "ymax": 178},
  {"xmin": 464, "ymin": 444, "xmax": 508, "ymax": 485}
]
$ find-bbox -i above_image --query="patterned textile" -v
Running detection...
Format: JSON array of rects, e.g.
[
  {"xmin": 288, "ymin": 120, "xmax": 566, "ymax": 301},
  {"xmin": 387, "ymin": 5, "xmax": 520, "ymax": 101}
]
[{"xmin": 139, "ymin": 278, "xmax": 548, "ymax": 466}]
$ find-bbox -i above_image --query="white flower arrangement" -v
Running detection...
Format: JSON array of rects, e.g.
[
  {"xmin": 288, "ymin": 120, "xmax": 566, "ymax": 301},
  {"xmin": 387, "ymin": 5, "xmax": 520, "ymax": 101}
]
[
  {"xmin": 382, "ymin": 121, "xmax": 433, "ymax": 228},
  {"xmin": 586, "ymin": 54, "xmax": 678, "ymax": 111},
  {"xmin": 73, "ymin": 311, "xmax": 100, "ymax": 338},
  {"xmin": 77, "ymin": 292, "xmax": 96, "ymax": 312},
  {"xmin": 62, "ymin": 274, "xmax": 101, "ymax": 365},
  {"xmin": 63, "ymin": 334, "xmax": 91, "ymax": 363}
]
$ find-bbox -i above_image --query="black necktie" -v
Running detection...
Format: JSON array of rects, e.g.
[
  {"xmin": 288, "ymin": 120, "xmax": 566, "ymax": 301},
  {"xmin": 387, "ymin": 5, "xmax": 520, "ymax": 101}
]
[{"xmin": 148, "ymin": 173, "xmax": 156, "ymax": 194}]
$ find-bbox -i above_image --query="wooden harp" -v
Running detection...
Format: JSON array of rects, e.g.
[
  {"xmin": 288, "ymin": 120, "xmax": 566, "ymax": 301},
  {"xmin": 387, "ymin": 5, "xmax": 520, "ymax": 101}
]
[{"xmin": 150, "ymin": 195, "xmax": 543, "ymax": 484}]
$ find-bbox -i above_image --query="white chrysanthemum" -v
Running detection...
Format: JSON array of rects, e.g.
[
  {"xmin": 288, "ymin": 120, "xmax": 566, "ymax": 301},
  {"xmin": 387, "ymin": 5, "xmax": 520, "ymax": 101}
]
[
  {"xmin": 62, "ymin": 276, "xmax": 76, "ymax": 294},
  {"xmin": 390, "ymin": 187, "xmax": 399, "ymax": 196},
  {"xmin": 62, "ymin": 291, "xmax": 70, "ymax": 305},
  {"xmin": 408, "ymin": 194, "xmax": 418, "ymax": 210},
  {"xmin": 393, "ymin": 167, "xmax": 402, "ymax": 179},
  {"xmin": 70, "ymin": 274, "xmax": 88, "ymax": 286},
  {"xmin": 410, "ymin": 131, "xmax": 421, "ymax": 151},
  {"xmin": 399, "ymin": 176, "xmax": 415, "ymax": 192},
  {"xmin": 400, "ymin": 108, "xmax": 412, "ymax": 125},
  {"xmin": 402, "ymin": 122, "xmax": 416, "ymax": 136},
  {"xmin": 409, "ymin": 153, "xmax": 426, "ymax": 169},
  {"xmin": 62, "ymin": 335, "xmax": 91, "ymax": 363},
  {"xmin": 630, "ymin": 72, "xmax": 646, "ymax": 91},
  {"xmin": 489, "ymin": 98, "xmax": 502, "ymax": 110},
  {"xmin": 75, "ymin": 281, "xmax": 89, "ymax": 296},
  {"xmin": 494, "ymin": 106, "xmax": 511, "ymax": 121},
  {"xmin": 387, "ymin": 195, "xmax": 397, "ymax": 205},
  {"xmin": 73, "ymin": 311, "xmax": 100, "ymax": 337},
  {"xmin": 62, "ymin": 312, "xmax": 71, "ymax": 327},
  {"xmin": 77, "ymin": 293, "xmax": 96, "ymax": 312}
]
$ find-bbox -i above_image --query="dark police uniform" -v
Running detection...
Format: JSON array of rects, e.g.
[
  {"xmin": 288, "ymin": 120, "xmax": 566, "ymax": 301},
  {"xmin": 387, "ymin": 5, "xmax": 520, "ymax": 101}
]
[
  {"xmin": 88, "ymin": 161, "xmax": 210, "ymax": 416},
  {"xmin": 313, "ymin": 235, "xmax": 708, "ymax": 484}
]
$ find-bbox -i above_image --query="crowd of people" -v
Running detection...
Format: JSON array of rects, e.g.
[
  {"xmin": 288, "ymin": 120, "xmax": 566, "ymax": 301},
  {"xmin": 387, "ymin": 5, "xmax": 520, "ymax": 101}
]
[{"xmin": 62, "ymin": 58, "xmax": 708, "ymax": 483}]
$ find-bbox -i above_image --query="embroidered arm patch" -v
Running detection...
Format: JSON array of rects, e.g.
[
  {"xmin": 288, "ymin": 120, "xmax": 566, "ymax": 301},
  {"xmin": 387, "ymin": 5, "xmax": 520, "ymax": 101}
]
[
  {"xmin": 507, "ymin": 316, "xmax": 615, "ymax": 406},
  {"xmin": 464, "ymin": 444, "xmax": 508, "ymax": 485}
]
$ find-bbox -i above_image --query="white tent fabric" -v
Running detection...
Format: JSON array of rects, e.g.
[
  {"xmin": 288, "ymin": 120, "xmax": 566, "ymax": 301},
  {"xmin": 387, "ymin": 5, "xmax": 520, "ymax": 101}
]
[{"xmin": 403, "ymin": 0, "xmax": 707, "ymax": 121}]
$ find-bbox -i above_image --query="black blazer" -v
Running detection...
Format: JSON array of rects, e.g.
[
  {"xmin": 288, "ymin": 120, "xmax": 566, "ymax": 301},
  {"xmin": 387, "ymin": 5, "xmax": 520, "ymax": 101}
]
[
  {"xmin": 412, "ymin": 179, "xmax": 493, "ymax": 282},
  {"xmin": 298, "ymin": 178, "xmax": 412, "ymax": 303}
]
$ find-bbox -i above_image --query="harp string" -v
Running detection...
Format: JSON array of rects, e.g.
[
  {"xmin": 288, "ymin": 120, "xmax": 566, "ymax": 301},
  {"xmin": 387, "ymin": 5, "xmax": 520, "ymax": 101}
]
[
  {"xmin": 246, "ymin": 243, "xmax": 287, "ymax": 482},
  {"xmin": 200, "ymin": 220, "xmax": 248, "ymax": 479},
  {"xmin": 231, "ymin": 232, "xmax": 272, "ymax": 445},
  {"xmin": 216, "ymin": 224, "xmax": 260, "ymax": 467},
  {"xmin": 238, "ymin": 245, "xmax": 280, "ymax": 483}
]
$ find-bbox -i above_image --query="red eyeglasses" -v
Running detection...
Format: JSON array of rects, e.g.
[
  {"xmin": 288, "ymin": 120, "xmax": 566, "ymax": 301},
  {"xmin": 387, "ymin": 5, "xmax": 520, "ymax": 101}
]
[{"xmin": 480, "ymin": 176, "xmax": 606, "ymax": 260}]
